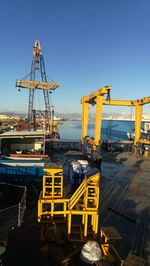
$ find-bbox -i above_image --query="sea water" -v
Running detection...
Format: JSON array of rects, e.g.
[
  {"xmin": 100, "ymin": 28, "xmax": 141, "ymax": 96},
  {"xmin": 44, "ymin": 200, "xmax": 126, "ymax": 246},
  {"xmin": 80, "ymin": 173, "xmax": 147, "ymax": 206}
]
[
  {"xmin": 0, "ymin": 120, "xmax": 145, "ymax": 176},
  {"xmin": 58, "ymin": 120, "xmax": 145, "ymax": 141}
]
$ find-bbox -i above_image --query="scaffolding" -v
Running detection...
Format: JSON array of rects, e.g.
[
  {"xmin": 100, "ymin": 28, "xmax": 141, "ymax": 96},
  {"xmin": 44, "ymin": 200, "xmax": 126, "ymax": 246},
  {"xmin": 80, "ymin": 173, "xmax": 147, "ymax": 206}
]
[{"xmin": 38, "ymin": 163, "xmax": 100, "ymax": 239}]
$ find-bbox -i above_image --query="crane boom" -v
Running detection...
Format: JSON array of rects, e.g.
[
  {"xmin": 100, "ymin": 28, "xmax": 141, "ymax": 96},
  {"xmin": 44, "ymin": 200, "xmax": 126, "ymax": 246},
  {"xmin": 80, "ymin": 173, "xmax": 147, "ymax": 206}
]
[{"xmin": 16, "ymin": 80, "xmax": 59, "ymax": 90}]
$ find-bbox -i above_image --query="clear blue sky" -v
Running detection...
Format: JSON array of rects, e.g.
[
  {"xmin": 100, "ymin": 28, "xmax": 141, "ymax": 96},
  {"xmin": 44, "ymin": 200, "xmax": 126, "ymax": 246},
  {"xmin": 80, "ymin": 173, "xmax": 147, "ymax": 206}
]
[{"xmin": 0, "ymin": 0, "xmax": 150, "ymax": 114}]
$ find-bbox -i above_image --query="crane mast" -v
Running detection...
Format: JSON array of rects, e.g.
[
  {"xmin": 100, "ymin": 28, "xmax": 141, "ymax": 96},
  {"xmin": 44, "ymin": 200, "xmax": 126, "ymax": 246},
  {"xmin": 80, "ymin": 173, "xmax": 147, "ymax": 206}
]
[
  {"xmin": 29, "ymin": 40, "xmax": 51, "ymax": 132},
  {"xmin": 16, "ymin": 40, "xmax": 59, "ymax": 133}
]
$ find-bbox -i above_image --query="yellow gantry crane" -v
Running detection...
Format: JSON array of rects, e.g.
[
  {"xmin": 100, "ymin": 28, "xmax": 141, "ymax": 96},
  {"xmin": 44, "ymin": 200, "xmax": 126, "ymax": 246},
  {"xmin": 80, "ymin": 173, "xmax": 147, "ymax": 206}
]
[
  {"xmin": 81, "ymin": 86, "xmax": 150, "ymax": 158},
  {"xmin": 81, "ymin": 86, "xmax": 112, "ymax": 162},
  {"xmin": 103, "ymin": 96, "xmax": 150, "ymax": 145},
  {"xmin": 81, "ymin": 86, "xmax": 112, "ymax": 146}
]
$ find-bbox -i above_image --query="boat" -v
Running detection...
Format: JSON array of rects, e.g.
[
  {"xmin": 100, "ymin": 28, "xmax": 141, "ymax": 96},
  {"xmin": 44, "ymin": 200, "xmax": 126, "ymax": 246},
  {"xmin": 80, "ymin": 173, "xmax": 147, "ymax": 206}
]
[{"xmin": 127, "ymin": 122, "xmax": 150, "ymax": 140}]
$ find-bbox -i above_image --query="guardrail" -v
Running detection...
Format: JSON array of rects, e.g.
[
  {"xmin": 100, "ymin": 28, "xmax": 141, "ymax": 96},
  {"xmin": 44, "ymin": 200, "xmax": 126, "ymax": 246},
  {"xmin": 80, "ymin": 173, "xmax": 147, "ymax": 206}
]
[
  {"xmin": 0, "ymin": 184, "xmax": 27, "ymax": 242},
  {"xmin": 48, "ymin": 140, "xmax": 81, "ymax": 152}
]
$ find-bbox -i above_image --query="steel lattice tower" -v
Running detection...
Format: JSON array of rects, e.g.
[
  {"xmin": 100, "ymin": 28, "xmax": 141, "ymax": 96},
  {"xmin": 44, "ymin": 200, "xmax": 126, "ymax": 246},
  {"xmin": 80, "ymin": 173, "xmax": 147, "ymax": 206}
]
[{"xmin": 16, "ymin": 40, "xmax": 59, "ymax": 133}]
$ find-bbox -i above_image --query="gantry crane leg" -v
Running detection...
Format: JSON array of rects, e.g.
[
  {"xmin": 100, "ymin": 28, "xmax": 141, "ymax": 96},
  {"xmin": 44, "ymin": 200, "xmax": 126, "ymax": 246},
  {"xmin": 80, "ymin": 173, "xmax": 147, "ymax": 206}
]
[
  {"xmin": 95, "ymin": 95, "xmax": 103, "ymax": 145},
  {"xmin": 134, "ymin": 104, "xmax": 143, "ymax": 144},
  {"xmin": 81, "ymin": 100, "xmax": 89, "ymax": 144}
]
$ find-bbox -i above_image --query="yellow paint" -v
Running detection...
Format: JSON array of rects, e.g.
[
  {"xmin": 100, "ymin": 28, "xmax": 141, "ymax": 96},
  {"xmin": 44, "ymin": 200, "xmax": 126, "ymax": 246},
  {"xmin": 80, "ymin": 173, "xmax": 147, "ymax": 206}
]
[
  {"xmin": 81, "ymin": 86, "xmax": 112, "ymax": 146},
  {"xmin": 38, "ymin": 164, "xmax": 100, "ymax": 239},
  {"xmin": 81, "ymin": 86, "xmax": 150, "ymax": 149},
  {"xmin": 16, "ymin": 79, "xmax": 59, "ymax": 91},
  {"xmin": 81, "ymin": 100, "xmax": 89, "ymax": 143},
  {"xmin": 95, "ymin": 95, "xmax": 103, "ymax": 145},
  {"xmin": 134, "ymin": 104, "xmax": 143, "ymax": 144}
]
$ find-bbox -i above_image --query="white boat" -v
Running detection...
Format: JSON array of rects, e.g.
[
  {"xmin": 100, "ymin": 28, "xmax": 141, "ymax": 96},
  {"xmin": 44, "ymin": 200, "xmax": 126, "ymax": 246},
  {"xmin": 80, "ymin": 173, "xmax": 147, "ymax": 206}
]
[
  {"xmin": 54, "ymin": 116, "xmax": 61, "ymax": 121},
  {"xmin": 127, "ymin": 122, "xmax": 150, "ymax": 140}
]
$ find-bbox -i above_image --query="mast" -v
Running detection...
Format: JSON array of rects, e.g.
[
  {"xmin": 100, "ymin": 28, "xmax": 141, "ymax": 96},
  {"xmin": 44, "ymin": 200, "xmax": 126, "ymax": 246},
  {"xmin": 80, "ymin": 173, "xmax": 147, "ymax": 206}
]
[{"xmin": 16, "ymin": 40, "xmax": 59, "ymax": 133}]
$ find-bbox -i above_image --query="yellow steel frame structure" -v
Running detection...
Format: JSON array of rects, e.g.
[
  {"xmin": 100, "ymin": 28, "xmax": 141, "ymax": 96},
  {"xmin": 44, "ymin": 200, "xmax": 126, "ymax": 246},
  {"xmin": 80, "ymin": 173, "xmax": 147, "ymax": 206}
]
[
  {"xmin": 38, "ymin": 165, "xmax": 100, "ymax": 238},
  {"xmin": 67, "ymin": 172, "xmax": 100, "ymax": 237},
  {"xmin": 100, "ymin": 227, "xmax": 124, "ymax": 265},
  {"xmin": 100, "ymin": 227, "xmax": 146, "ymax": 265},
  {"xmin": 81, "ymin": 86, "xmax": 150, "ymax": 146},
  {"xmin": 81, "ymin": 86, "xmax": 112, "ymax": 145},
  {"xmin": 42, "ymin": 168, "xmax": 63, "ymax": 198},
  {"xmin": 103, "ymin": 98, "xmax": 150, "ymax": 145},
  {"xmin": 16, "ymin": 79, "xmax": 59, "ymax": 91},
  {"xmin": 38, "ymin": 164, "xmax": 67, "ymax": 220}
]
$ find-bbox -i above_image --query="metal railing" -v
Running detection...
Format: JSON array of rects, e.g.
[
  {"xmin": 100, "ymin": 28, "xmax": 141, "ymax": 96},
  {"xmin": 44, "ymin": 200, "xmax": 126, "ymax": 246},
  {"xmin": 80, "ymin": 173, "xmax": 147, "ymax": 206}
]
[{"xmin": 0, "ymin": 184, "xmax": 27, "ymax": 241}]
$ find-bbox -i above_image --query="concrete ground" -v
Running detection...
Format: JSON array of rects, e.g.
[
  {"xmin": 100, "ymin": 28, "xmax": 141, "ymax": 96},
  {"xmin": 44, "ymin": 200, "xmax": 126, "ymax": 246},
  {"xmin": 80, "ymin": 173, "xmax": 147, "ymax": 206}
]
[{"xmin": 100, "ymin": 151, "xmax": 150, "ymax": 265}]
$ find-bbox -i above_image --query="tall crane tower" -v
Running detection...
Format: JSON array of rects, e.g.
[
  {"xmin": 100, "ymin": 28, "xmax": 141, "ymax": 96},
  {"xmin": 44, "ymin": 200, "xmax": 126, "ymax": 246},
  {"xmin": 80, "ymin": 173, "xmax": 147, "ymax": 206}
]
[{"xmin": 16, "ymin": 40, "xmax": 59, "ymax": 133}]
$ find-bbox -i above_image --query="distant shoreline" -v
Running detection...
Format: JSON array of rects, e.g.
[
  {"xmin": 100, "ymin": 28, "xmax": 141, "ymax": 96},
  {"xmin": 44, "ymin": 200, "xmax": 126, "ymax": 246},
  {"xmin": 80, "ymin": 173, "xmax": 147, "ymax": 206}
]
[
  {"xmin": 102, "ymin": 118, "xmax": 150, "ymax": 122},
  {"xmin": 66, "ymin": 119, "xmax": 150, "ymax": 122}
]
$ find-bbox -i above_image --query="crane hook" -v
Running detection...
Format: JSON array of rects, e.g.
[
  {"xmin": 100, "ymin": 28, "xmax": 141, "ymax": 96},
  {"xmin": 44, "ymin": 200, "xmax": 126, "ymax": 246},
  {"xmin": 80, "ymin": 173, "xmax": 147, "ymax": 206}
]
[{"xmin": 106, "ymin": 89, "xmax": 111, "ymax": 101}]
